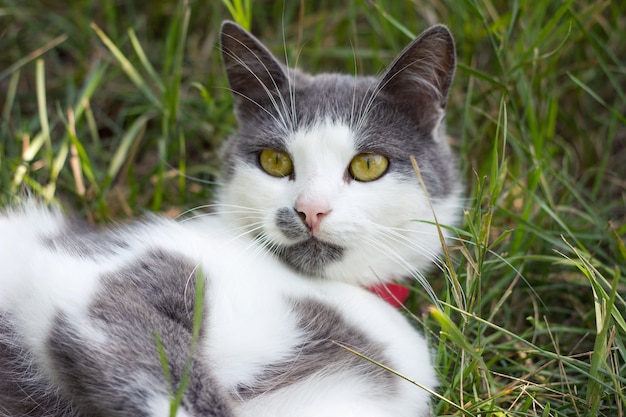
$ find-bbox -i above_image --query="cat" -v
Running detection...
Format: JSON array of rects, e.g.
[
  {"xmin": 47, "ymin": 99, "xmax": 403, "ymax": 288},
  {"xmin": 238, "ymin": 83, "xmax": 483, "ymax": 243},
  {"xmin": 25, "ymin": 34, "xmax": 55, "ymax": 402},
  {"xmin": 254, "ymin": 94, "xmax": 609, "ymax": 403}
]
[{"xmin": 0, "ymin": 20, "xmax": 459, "ymax": 417}]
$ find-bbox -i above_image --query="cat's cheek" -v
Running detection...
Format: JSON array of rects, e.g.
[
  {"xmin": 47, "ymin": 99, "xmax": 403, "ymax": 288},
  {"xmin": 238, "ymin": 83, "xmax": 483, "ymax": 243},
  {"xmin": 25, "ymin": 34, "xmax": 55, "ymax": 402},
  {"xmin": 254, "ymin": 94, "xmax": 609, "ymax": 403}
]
[{"xmin": 221, "ymin": 167, "xmax": 292, "ymax": 219}]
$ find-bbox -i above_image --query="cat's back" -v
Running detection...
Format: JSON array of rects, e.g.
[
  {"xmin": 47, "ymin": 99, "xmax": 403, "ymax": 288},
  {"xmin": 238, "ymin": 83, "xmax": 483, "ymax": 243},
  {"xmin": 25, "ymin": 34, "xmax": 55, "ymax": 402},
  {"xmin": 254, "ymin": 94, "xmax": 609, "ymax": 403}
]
[{"xmin": 0, "ymin": 203, "xmax": 231, "ymax": 267}]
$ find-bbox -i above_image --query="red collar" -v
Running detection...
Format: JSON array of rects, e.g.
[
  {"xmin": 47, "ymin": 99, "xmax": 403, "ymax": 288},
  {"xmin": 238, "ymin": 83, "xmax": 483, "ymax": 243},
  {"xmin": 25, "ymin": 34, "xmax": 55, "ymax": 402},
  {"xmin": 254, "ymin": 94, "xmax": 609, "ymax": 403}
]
[{"xmin": 368, "ymin": 283, "xmax": 410, "ymax": 308}]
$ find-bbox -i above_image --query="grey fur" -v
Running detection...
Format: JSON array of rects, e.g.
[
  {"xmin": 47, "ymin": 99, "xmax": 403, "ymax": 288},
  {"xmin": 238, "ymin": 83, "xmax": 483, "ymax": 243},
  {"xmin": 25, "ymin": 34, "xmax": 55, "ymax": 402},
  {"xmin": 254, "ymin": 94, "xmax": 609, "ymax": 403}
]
[
  {"xmin": 277, "ymin": 238, "xmax": 344, "ymax": 277},
  {"xmin": 236, "ymin": 298, "xmax": 396, "ymax": 399},
  {"xmin": 46, "ymin": 250, "xmax": 235, "ymax": 417},
  {"xmin": 42, "ymin": 218, "xmax": 131, "ymax": 259},
  {"xmin": 0, "ymin": 312, "xmax": 79, "ymax": 417}
]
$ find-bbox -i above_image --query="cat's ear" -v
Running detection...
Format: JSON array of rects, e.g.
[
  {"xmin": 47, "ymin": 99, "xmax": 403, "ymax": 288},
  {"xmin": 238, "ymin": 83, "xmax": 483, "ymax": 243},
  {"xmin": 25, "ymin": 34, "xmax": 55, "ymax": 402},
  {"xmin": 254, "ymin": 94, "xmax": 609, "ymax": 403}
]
[
  {"xmin": 220, "ymin": 21, "xmax": 288, "ymax": 107},
  {"xmin": 377, "ymin": 25, "xmax": 456, "ymax": 131}
]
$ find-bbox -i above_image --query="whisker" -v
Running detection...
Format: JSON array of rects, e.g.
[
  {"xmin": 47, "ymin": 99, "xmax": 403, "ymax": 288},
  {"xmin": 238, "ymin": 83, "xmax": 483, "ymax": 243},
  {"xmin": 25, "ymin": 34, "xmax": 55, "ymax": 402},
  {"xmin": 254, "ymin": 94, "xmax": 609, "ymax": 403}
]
[
  {"xmin": 349, "ymin": 40, "xmax": 359, "ymax": 131},
  {"xmin": 177, "ymin": 210, "xmax": 250, "ymax": 224},
  {"xmin": 175, "ymin": 205, "xmax": 218, "ymax": 220},
  {"xmin": 280, "ymin": 11, "xmax": 300, "ymax": 133},
  {"xmin": 237, "ymin": 230, "xmax": 282, "ymax": 265},
  {"xmin": 162, "ymin": 160, "xmax": 224, "ymax": 188},
  {"xmin": 364, "ymin": 219, "xmax": 446, "ymax": 257},
  {"xmin": 359, "ymin": 234, "xmax": 440, "ymax": 306},
  {"xmin": 221, "ymin": 84, "xmax": 287, "ymax": 133}
]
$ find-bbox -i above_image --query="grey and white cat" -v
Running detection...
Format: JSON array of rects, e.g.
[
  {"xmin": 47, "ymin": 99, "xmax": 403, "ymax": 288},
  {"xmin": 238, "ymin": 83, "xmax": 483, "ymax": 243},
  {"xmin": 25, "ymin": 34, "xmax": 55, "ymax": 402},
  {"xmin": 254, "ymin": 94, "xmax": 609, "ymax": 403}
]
[{"xmin": 0, "ymin": 21, "xmax": 459, "ymax": 417}]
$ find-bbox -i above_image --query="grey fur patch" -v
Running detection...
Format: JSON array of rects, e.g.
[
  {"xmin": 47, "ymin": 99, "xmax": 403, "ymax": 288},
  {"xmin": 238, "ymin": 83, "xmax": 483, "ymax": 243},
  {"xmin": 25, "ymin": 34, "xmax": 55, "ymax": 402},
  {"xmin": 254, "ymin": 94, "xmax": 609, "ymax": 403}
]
[
  {"xmin": 278, "ymin": 238, "xmax": 344, "ymax": 277},
  {"xmin": 0, "ymin": 311, "xmax": 80, "ymax": 417},
  {"xmin": 45, "ymin": 250, "xmax": 235, "ymax": 417},
  {"xmin": 236, "ymin": 298, "xmax": 397, "ymax": 399}
]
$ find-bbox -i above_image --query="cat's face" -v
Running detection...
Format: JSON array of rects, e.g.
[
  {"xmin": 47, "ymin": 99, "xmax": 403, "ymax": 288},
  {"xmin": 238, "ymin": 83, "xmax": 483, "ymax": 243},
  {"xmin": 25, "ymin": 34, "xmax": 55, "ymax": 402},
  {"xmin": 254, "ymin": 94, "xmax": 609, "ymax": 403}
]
[{"xmin": 217, "ymin": 22, "xmax": 460, "ymax": 287}]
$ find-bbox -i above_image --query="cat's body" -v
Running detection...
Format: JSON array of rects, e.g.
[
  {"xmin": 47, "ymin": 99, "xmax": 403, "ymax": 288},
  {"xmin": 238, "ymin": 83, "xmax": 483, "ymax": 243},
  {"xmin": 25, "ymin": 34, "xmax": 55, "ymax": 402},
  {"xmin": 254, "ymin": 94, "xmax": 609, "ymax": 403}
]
[{"xmin": 0, "ymin": 21, "xmax": 459, "ymax": 417}]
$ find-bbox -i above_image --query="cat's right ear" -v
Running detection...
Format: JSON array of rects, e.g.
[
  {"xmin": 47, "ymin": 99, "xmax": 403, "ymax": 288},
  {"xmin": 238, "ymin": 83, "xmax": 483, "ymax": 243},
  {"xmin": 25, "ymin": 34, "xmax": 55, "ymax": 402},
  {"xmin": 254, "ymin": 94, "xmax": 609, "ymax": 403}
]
[{"xmin": 220, "ymin": 21, "xmax": 288, "ymax": 107}]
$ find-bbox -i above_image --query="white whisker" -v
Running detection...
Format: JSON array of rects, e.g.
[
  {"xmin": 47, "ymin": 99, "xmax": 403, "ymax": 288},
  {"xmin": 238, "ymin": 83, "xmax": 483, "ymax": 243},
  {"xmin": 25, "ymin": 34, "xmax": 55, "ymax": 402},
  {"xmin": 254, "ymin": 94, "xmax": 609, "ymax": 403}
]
[
  {"xmin": 359, "ymin": 233, "xmax": 440, "ymax": 305},
  {"xmin": 162, "ymin": 160, "xmax": 225, "ymax": 188}
]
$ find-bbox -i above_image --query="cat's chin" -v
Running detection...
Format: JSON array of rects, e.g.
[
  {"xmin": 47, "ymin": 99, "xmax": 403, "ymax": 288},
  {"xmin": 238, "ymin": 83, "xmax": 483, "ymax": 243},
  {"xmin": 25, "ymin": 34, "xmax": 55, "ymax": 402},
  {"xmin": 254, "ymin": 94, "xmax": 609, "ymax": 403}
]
[{"xmin": 275, "ymin": 237, "xmax": 345, "ymax": 278}]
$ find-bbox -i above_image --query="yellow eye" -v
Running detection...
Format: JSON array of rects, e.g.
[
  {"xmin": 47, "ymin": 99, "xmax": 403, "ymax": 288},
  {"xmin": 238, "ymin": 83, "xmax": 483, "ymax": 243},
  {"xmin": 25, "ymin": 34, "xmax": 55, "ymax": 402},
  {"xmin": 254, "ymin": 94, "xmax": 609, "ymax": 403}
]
[
  {"xmin": 349, "ymin": 153, "xmax": 389, "ymax": 182},
  {"xmin": 259, "ymin": 149, "xmax": 293, "ymax": 177}
]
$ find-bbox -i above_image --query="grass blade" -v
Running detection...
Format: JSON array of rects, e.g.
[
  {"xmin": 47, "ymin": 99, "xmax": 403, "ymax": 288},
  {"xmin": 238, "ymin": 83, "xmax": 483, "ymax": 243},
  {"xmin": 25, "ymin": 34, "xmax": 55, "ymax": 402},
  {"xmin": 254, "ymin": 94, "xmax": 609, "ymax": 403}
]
[{"xmin": 91, "ymin": 22, "xmax": 162, "ymax": 109}]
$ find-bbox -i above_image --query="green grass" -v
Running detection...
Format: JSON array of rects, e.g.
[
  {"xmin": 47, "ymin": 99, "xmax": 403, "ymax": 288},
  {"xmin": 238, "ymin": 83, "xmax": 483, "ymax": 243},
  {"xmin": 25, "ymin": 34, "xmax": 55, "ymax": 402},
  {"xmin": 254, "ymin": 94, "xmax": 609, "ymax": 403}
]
[{"xmin": 1, "ymin": 0, "xmax": 624, "ymax": 415}]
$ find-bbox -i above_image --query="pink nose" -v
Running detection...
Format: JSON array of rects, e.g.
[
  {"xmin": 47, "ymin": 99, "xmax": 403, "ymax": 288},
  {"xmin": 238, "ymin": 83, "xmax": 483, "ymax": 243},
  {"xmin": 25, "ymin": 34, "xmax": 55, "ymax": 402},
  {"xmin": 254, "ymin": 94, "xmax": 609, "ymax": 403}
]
[{"xmin": 295, "ymin": 199, "xmax": 331, "ymax": 231}]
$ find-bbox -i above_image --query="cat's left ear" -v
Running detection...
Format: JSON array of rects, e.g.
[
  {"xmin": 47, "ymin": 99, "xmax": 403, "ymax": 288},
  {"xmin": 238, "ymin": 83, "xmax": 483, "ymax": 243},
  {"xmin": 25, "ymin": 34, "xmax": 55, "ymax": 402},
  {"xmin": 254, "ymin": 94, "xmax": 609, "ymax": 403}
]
[{"xmin": 377, "ymin": 25, "xmax": 456, "ymax": 131}]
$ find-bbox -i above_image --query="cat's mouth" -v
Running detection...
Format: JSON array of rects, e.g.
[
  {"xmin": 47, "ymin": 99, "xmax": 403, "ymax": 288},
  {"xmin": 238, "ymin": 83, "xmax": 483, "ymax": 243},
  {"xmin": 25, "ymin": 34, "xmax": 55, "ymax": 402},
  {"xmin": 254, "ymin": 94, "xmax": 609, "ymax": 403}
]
[{"xmin": 277, "ymin": 237, "xmax": 344, "ymax": 277}]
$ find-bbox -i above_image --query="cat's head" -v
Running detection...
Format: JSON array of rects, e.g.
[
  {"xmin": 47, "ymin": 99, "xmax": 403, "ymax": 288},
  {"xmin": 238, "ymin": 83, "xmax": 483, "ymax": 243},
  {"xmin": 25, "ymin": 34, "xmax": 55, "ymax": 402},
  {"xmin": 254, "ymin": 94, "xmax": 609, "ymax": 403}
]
[{"xmin": 217, "ymin": 21, "xmax": 460, "ymax": 288}]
